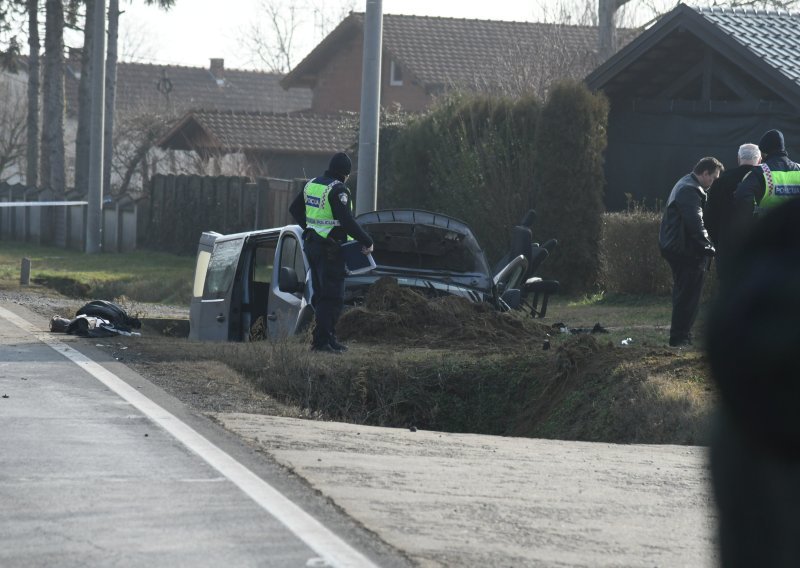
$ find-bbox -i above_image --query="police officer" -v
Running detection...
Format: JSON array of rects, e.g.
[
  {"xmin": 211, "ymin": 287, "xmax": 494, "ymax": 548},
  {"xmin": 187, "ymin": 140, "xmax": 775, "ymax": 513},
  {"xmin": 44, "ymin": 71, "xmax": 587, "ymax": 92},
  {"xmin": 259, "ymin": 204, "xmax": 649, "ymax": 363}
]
[
  {"xmin": 289, "ymin": 152, "xmax": 373, "ymax": 353},
  {"xmin": 734, "ymin": 129, "xmax": 800, "ymax": 225}
]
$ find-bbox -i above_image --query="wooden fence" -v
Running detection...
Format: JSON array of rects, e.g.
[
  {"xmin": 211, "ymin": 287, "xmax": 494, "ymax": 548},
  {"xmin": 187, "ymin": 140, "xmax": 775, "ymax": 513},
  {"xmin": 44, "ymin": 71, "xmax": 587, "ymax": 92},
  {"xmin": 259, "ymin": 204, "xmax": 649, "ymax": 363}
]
[
  {"xmin": 145, "ymin": 175, "xmax": 302, "ymax": 254},
  {"xmin": 0, "ymin": 175, "xmax": 303, "ymax": 255}
]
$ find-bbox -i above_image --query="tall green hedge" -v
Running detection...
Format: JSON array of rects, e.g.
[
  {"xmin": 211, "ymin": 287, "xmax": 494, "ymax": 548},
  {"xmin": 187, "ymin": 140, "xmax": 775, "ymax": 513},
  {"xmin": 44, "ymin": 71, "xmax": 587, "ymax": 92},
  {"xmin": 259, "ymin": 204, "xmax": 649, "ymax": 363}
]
[
  {"xmin": 377, "ymin": 83, "xmax": 608, "ymax": 293},
  {"xmin": 532, "ymin": 81, "xmax": 608, "ymax": 294},
  {"xmin": 379, "ymin": 95, "xmax": 540, "ymax": 264}
]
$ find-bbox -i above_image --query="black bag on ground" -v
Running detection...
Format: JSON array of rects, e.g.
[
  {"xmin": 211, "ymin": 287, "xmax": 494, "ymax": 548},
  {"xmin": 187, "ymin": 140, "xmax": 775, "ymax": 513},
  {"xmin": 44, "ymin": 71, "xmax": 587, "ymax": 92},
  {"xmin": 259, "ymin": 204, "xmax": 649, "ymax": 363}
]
[{"xmin": 75, "ymin": 300, "xmax": 141, "ymax": 332}]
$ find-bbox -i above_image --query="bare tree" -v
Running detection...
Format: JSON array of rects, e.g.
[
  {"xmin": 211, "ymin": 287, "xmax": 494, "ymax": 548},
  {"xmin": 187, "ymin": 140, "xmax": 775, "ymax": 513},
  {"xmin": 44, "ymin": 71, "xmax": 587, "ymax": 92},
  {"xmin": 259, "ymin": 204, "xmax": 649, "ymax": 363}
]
[
  {"xmin": 109, "ymin": 107, "xmax": 174, "ymax": 194},
  {"xmin": 0, "ymin": 73, "xmax": 27, "ymax": 181},
  {"xmin": 73, "ymin": 0, "xmax": 93, "ymax": 194},
  {"xmin": 40, "ymin": 0, "xmax": 65, "ymax": 193},
  {"xmin": 116, "ymin": 8, "xmax": 154, "ymax": 61},
  {"xmin": 240, "ymin": 0, "xmax": 355, "ymax": 73},
  {"xmin": 104, "ymin": 0, "xmax": 119, "ymax": 194},
  {"xmin": 25, "ymin": 0, "xmax": 39, "ymax": 186}
]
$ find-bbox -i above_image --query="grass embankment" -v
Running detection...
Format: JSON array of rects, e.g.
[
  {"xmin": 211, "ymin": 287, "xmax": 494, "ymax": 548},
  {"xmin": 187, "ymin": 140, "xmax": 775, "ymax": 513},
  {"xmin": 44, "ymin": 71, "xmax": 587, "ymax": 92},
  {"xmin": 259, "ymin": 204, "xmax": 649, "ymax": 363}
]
[
  {"xmin": 141, "ymin": 284, "xmax": 713, "ymax": 445},
  {"xmin": 0, "ymin": 243, "xmax": 195, "ymax": 304},
  {"xmin": 0, "ymin": 245, "xmax": 715, "ymax": 445}
]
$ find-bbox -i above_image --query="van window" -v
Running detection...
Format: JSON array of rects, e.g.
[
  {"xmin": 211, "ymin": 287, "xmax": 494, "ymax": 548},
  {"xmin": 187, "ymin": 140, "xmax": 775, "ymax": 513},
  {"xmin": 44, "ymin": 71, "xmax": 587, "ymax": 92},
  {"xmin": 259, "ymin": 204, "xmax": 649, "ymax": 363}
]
[
  {"xmin": 278, "ymin": 235, "xmax": 305, "ymax": 278},
  {"xmin": 192, "ymin": 250, "xmax": 212, "ymax": 298},
  {"xmin": 204, "ymin": 239, "xmax": 243, "ymax": 299},
  {"xmin": 254, "ymin": 243, "xmax": 276, "ymax": 284}
]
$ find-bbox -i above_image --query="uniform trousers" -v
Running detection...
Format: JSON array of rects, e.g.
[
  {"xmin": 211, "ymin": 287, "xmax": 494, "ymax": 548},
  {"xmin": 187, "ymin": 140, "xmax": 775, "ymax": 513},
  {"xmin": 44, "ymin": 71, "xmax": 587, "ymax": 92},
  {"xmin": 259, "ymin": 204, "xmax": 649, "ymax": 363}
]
[{"xmin": 303, "ymin": 233, "xmax": 345, "ymax": 348}]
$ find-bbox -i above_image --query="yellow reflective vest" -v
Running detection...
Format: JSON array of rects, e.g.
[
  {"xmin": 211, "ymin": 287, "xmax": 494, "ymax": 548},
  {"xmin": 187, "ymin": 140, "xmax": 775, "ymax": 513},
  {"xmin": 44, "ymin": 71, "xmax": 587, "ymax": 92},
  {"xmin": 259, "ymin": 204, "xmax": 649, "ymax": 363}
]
[
  {"xmin": 759, "ymin": 164, "xmax": 800, "ymax": 211},
  {"xmin": 303, "ymin": 179, "xmax": 353, "ymax": 239}
]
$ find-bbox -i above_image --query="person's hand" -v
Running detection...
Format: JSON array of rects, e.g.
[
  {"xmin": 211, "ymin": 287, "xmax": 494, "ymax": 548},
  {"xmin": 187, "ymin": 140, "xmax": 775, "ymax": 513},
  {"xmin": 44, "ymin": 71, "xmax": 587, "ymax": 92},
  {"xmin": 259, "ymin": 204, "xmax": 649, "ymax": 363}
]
[{"xmin": 362, "ymin": 244, "xmax": 373, "ymax": 254}]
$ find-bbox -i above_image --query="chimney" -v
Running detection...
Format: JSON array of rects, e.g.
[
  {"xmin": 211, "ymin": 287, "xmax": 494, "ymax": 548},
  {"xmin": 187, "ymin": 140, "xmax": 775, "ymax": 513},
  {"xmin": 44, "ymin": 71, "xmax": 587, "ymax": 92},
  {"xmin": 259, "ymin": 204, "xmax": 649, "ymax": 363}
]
[{"xmin": 210, "ymin": 58, "xmax": 225, "ymax": 85}]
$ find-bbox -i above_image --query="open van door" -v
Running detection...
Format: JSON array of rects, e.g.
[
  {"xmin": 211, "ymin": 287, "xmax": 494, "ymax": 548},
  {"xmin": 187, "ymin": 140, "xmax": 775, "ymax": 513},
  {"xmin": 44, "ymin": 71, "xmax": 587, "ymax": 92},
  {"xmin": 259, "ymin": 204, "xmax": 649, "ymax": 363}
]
[
  {"xmin": 189, "ymin": 233, "xmax": 245, "ymax": 341},
  {"xmin": 189, "ymin": 231, "xmax": 220, "ymax": 340},
  {"xmin": 267, "ymin": 227, "xmax": 313, "ymax": 338}
]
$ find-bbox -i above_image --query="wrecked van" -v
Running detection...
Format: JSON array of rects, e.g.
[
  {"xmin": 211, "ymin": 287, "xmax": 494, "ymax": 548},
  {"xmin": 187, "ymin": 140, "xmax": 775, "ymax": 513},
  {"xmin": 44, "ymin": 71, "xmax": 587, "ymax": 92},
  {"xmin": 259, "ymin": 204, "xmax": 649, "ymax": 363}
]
[{"xmin": 189, "ymin": 209, "xmax": 542, "ymax": 341}]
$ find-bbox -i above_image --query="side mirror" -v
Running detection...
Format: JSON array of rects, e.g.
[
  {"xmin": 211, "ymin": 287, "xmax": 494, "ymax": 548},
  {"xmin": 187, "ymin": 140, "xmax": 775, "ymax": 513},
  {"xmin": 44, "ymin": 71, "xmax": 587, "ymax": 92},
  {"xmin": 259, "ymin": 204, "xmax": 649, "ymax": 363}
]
[{"xmin": 279, "ymin": 266, "xmax": 303, "ymax": 293}]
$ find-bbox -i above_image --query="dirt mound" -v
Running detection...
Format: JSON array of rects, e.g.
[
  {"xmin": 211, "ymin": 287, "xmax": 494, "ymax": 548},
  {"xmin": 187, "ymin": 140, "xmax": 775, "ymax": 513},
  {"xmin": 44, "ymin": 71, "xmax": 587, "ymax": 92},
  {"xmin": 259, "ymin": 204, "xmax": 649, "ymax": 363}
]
[{"xmin": 337, "ymin": 277, "xmax": 550, "ymax": 348}]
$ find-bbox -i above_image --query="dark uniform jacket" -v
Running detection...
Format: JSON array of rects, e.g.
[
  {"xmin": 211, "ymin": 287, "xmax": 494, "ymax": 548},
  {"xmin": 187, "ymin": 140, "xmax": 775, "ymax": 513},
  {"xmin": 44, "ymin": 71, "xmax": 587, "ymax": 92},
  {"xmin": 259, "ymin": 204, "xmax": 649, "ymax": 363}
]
[
  {"xmin": 734, "ymin": 152, "xmax": 800, "ymax": 220},
  {"xmin": 705, "ymin": 164, "xmax": 752, "ymax": 254},
  {"xmin": 288, "ymin": 173, "xmax": 373, "ymax": 247},
  {"xmin": 659, "ymin": 173, "xmax": 715, "ymax": 262}
]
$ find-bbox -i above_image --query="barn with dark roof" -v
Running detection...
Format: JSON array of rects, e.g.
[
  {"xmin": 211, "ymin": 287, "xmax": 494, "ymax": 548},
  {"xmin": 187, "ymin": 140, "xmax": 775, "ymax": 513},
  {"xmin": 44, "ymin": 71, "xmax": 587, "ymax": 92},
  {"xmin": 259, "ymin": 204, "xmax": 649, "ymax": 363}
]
[{"xmin": 586, "ymin": 4, "xmax": 800, "ymax": 210}]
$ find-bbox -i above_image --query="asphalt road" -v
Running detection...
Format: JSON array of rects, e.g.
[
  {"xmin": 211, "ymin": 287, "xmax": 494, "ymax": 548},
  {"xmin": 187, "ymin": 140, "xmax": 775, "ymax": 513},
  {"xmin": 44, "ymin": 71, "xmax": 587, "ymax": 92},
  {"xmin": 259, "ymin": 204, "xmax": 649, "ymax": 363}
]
[
  {"xmin": 0, "ymin": 300, "xmax": 718, "ymax": 567},
  {"xmin": 0, "ymin": 303, "xmax": 410, "ymax": 568}
]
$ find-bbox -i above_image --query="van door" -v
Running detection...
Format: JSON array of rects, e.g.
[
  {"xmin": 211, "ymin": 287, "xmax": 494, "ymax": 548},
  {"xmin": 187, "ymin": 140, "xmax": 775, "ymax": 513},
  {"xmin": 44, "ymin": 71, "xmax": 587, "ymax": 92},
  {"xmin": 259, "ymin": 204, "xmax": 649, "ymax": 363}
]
[
  {"xmin": 192, "ymin": 236, "xmax": 245, "ymax": 341},
  {"xmin": 267, "ymin": 229, "xmax": 310, "ymax": 338},
  {"xmin": 189, "ymin": 231, "xmax": 220, "ymax": 340},
  {"xmin": 239, "ymin": 233, "xmax": 279, "ymax": 341}
]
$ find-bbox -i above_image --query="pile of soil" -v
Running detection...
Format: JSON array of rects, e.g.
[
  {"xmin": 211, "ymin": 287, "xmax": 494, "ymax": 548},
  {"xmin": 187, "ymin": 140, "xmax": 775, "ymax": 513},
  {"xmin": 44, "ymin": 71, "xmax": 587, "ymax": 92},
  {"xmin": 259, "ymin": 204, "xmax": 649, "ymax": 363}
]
[{"xmin": 337, "ymin": 277, "xmax": 551, "ymax": 348}]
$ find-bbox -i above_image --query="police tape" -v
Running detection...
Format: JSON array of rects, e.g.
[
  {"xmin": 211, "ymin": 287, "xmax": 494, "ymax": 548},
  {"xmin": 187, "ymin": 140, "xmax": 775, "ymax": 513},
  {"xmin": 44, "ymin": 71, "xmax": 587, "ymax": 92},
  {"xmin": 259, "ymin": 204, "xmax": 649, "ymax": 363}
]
[{"xmin": 0, "ymin": 201, "xmax": 89, "ymax": 207}]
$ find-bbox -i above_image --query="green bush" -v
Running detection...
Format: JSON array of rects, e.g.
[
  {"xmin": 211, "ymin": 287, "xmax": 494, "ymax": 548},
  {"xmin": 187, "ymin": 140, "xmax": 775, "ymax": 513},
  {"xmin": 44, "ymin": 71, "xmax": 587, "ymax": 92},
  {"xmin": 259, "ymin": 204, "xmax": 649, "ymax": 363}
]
[
  {"xmin": 600, "ymin": 209, "xmax": 672, "ymax": 296},
  {"xmin": 379, "ymin": 94, "xmax": 540, "ymax": 264},
  {"xmin": 532, "ymin": 81, "xmax": 608, "ymax": 294}
]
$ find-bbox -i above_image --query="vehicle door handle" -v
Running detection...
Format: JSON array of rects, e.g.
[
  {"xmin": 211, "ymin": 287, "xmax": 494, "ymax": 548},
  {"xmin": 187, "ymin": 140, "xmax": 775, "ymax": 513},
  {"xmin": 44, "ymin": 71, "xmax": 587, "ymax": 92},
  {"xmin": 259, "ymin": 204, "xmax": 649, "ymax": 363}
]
[
  {"xmin": 216, "ymin": 314, "xmax": 225, "ymax": 322},
  {"xmin": 267, "ymin": 313, "xmax": 278, "ymax": 321}
]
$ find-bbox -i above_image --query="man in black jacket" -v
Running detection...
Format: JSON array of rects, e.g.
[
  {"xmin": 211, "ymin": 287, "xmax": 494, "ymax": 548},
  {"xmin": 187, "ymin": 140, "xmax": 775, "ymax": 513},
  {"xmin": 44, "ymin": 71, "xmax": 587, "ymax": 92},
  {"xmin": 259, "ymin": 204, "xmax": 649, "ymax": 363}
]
[
  {"xmin": 706, "ymin": 143, "xmax": 761, "ymax": 273},
  {"xmin": 289, "ymin": 152, "xmax": 373, "ymax": 353},
  {"xmin": 659, "ymin": 157, "xmax": 723, "ymax": 347}
]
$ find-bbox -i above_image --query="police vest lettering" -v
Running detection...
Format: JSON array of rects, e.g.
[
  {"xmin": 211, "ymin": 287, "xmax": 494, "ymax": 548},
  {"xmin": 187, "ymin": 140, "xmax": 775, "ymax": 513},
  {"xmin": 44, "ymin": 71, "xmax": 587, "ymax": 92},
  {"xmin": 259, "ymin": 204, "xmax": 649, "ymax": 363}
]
[
  {"xmin": 303, "ymin": 179, "xmax": 354, "ymax": 239},
  {"xmin": 759, "ymin": 163, "xmax": 800, "ymax": 211}
]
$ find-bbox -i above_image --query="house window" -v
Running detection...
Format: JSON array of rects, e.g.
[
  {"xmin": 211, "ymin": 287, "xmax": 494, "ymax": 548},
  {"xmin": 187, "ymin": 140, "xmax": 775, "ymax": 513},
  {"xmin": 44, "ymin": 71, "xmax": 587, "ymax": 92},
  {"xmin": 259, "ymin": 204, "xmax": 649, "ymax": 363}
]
[{"xmin": 390, "ymin": 60, "xmax": 403, "ymax": 86}]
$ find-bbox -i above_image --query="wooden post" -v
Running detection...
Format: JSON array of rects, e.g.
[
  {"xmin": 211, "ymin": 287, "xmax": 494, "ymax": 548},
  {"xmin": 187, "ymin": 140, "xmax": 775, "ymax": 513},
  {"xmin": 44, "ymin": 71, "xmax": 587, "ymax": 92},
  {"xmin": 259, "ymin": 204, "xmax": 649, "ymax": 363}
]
[{"xmin": 20, "ymin": 258, "xmax": 31, "ymax": 285}]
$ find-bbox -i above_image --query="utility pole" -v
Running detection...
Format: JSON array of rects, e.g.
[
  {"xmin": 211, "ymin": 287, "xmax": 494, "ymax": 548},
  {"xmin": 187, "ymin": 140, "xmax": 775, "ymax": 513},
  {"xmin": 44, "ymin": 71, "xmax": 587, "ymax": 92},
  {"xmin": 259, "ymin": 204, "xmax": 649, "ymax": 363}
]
[
  {"xmin": 86, "ymin": 0, "xmax": 106, "ymax": 253},
  {"xmin": 355, "ymin": 0, "xmax": 382, "ymax": 215},
  {"xmin": 599, "ymin": 0, "xmax": 631, "ymax": 63}
]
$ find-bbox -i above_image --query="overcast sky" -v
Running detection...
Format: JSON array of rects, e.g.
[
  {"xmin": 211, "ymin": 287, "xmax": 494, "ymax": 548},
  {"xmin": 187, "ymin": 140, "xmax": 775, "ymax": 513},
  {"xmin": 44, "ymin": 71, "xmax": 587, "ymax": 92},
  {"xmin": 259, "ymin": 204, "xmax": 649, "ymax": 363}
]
[{"xmin": 115, "ymin": 0, "xmax": 677, "ymax": 71}]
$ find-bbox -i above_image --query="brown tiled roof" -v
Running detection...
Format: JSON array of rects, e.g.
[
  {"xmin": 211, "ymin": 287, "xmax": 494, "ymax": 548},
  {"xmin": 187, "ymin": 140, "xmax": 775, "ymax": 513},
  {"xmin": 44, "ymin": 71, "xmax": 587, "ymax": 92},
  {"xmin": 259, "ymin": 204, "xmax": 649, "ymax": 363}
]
[
  {"xmin": 157, "ymin": 110, "xmax": 357, "ymax": 154},
  {"xmin": 284, "ymin": 13, "xmax": 641, "ymax": 90},
  {"xmin": 65, "ymin": 60, "xmax": 312, "ymax": 117}
]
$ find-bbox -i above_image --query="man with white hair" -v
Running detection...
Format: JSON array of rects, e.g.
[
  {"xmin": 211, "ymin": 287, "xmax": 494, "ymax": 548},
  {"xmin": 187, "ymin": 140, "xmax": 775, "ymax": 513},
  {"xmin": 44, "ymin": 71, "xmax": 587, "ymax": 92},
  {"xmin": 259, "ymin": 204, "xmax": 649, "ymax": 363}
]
[{"xmin": 705, "ymin": 143, "xmax": 761, "ymax": 273}]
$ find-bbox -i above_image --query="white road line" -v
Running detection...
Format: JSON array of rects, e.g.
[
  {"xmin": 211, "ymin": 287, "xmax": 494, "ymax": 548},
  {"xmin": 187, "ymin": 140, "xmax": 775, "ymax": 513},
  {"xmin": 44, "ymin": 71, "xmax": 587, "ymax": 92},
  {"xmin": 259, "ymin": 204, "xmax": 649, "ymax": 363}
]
[{"xmin": 0, "ymin": 306, "xmax": 378, "ymax": 568}]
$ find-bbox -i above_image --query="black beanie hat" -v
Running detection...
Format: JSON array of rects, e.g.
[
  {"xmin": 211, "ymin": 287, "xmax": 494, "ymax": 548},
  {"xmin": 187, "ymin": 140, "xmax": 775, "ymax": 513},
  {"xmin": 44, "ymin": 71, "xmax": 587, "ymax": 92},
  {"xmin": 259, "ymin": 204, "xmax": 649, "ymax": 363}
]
[
  {"xmin": 328, "ymin": 152, "xmax": 352, "ymax": 177},
  {"xmin": 758, "ymin": 129, "xmax": 785, "ymax": 156}
]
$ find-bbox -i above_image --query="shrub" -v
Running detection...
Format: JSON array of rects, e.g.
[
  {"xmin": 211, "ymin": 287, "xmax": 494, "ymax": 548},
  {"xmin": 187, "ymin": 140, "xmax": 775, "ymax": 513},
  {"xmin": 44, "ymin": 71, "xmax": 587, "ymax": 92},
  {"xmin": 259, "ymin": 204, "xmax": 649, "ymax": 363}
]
[
  {"xmin": 600, "ymin": 209, "xmax": 672, "ymax": 296},
  {"xmin": 379, "ymin": 94, "xmax": 540, "ymax": 264},
  {"xmin": 532, "ymin": 81, "xmax": 608, "ymax": 294}
]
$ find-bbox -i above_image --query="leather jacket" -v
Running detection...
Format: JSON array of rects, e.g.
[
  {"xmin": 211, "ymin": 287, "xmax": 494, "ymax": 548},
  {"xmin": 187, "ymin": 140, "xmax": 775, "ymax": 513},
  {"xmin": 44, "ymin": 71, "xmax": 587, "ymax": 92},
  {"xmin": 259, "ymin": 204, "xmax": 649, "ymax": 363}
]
[{"xmin": 659, "ymin": 173, "xmax": 715, "ymax": 262}]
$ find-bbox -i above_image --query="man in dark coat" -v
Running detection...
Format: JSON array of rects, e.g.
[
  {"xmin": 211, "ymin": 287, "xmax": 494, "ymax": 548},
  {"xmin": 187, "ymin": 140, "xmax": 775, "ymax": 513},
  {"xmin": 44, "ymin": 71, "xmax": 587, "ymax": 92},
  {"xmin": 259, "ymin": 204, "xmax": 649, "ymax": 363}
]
[
  {"xmin": 659, "ymin": 157, "xmax": 723, "ymax": 347},
  {"xmin": 705, "ymin": 143, "xmax": 761, "ymax": 273},
  {"xmin": 289, "ymin": 152, "xmax": 373, "ymax": 353}
]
